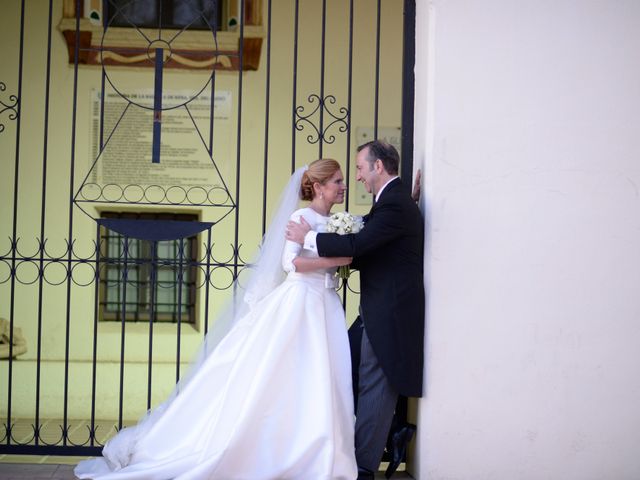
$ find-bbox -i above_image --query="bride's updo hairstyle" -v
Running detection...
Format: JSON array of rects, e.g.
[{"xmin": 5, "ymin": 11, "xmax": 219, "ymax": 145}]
[{"xmin": 300, "ymin": 158, "xmax": 341, "ymax": 201}]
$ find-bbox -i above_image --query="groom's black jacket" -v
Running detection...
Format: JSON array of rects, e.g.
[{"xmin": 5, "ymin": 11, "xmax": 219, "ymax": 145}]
[{"xmin": 316, "ymin": 178, "xmax": 425, "ymax": 397}]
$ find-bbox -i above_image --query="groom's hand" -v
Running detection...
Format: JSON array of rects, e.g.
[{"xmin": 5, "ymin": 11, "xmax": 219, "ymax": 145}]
[
  {"xmin": 286, "ymin": 217, "xmax": 311, "ymax": 245},
  {"xmin": 412, "ymin": 169, "xmax": 422, "ymax": 202}
]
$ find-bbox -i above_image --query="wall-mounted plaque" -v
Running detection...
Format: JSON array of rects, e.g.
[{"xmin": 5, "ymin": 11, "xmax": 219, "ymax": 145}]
[{"xmin": 89, "ymin": 89, "xmax": 232, "ymax": 188}]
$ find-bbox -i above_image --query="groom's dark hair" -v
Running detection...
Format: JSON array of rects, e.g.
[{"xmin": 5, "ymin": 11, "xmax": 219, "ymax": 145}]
[{"xmin": 357, "ymin": 140, "xmax": 400, "ymax": 175}]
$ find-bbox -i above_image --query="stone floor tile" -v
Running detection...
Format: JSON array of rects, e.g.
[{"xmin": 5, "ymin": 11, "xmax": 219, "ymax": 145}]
[
  {"xmin": 0, "ymin": 463, "xmax": 57, "ymax": 477},
  {"xmin": 0, "ymin": 462, "xmax": 413, "ymax": 479},
  {"xmin": 0, "ymin": 455, "xmax": 46, "ymax": 464}
]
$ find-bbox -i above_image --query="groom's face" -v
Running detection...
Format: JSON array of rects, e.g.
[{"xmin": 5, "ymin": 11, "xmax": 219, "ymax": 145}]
[{"xmin": 356, "ymin": 147, "xmax": 378, "ymax": 195}]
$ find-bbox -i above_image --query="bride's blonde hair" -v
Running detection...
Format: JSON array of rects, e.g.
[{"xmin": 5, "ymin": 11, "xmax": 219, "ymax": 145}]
[{"xmin": 300, "ymin": 158, "xmax": 341, "ymax": 201}]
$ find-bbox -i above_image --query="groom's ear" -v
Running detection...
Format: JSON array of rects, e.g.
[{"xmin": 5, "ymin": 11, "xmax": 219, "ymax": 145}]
[{"xmin": 374, "ymin": 158, "xmax": 384, "ymax": 174}]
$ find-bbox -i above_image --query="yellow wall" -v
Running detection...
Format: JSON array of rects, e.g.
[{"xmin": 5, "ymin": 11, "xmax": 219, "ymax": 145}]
[{"xmin": 0, "ymin": 0, "xmax": 404, "ymax": 422}]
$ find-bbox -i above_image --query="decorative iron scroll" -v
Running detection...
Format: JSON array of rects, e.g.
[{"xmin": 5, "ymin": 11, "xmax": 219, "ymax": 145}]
[
  {"xmin": 0, "ymin": 82, "xmax": 19, "ymax": 134},
  {"xmin": 75, "ymin": 184, "xmax": 234, "ymax": 208},
  {"xmin": 295, "ymin": 94, "xmax": 349, "ymax": 145},
  {"xmin": 0, "ymin": 237, "xmax": 255, "ymax": 292}
]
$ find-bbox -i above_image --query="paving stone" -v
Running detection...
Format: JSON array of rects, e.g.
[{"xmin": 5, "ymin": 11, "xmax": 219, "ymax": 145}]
[
  {"xmin": 0, "ymin": 463, "xmax": 58, "ymax": 478},
  {"xmin": 0, "ymin": 462, "xmax": 413, "ymax": 479}
]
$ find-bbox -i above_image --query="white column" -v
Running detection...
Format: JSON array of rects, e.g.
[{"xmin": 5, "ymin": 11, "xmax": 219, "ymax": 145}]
[{"xmin": 413, "ymin": 1, "xmax": 640, "ymax": 478}]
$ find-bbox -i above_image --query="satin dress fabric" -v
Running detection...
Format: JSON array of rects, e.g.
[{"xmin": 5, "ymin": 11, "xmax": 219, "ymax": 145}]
[{"xmin": 75, "ymin": 207, "xmax": 357, "ymax": 480}]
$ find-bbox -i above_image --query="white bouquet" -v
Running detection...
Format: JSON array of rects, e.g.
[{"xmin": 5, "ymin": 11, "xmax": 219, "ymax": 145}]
[{"xmin": 326, "ymin": 212, "xmax": 364, "ymax": 279}]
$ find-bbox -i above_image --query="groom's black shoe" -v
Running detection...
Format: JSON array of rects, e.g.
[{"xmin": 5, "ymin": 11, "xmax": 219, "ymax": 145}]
[
  {"xmin": 384, "ymin": 423, "xmax": 416, "ymax": 478},
  {"xmin": 357, "ymin": 467, "xmax": 375, "ymax": 480}
]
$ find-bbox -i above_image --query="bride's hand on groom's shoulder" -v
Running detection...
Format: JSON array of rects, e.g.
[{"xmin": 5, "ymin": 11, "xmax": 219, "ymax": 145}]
[{"xmin": 286, "ymin": 217, "xmax": 311, "ymax": 244}]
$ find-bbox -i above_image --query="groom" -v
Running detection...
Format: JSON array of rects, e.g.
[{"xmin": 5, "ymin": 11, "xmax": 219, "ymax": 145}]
[{"xmin": 286, "ymin": 140, "xmax": 425, "ymax": 479}]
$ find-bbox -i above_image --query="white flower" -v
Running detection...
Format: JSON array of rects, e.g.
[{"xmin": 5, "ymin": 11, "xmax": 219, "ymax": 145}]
[
  {"xmin": 326, "ymin": 212, "xmax": 364, "ymax": 236},
  {"xmin": 326, "ymin": 211, "xmax": 364, "ymax": 280}
]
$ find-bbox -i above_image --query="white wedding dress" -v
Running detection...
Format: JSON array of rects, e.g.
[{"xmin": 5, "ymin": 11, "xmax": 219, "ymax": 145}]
[{"xmin": 75, "ymin": 206, "xmax": 357, "ymax": 480}]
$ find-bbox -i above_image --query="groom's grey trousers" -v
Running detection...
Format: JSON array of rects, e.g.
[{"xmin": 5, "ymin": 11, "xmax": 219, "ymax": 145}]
[{"xmin": 355, "ymin": 327, "xmax": 399, "ymax": 472}]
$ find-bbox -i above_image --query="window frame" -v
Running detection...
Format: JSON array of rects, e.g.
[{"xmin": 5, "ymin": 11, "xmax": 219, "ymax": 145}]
[
  {"xmin": 98, "ymin": 211, "xmax": 200, "ymax": 325},
  {"xmin": 104, "ymin": 0, "xmax": 226, "ymax": 32},
  {"xmin": 58, "ymin": 0, "xmax": 264, "ymax": 71}
]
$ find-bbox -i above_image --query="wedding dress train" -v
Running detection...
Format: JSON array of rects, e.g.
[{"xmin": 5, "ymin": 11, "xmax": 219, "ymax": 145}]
[{"xmin": 75, "ymin": 207, "xmax": 357, "ymax": 480}]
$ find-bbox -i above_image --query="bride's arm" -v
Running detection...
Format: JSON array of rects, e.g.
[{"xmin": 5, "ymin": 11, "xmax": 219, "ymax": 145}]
[
  {"xmin": 292, "ymin": 254, "xmax": 352, "ymax": 273},
  {"xmin": 282, "ymin": 219, "xmax": 352, "ymax": 274},
  {"xmin": 283, "ymin": 211, "xmax": 351, "ymax": 273},
  {"xmin": 283, "ymin": 237, "xmax": 351, "ymax": 273}
]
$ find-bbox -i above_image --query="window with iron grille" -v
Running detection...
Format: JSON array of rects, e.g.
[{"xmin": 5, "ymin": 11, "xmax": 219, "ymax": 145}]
[
  {"xmin": 99, "ymin": 211, "xmax": 198, "ymax": 324},
  {"xmin": 105, "ymin": 0, "xmax": 225, "ymax": 31}
]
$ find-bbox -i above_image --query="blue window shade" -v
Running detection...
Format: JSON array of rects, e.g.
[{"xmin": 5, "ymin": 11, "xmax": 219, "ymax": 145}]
[{"xmin": 97, "ymin": 218, "xmax": 213, "ymax": 242}]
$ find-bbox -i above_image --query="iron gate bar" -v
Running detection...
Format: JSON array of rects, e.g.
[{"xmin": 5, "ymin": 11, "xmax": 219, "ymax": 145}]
[
  {"xmin": 341, "ymin": 0, "xmax": 356, "ymax": 308},
  {"xmin": 99, "ymin": 53, "xmax": 106, "ymax": 152},
  {"xmin": 374, "ymin": 0, "xmax": 381, "ymax": 139},
  {"xmin": 173, "ymin": 241, "xmax": 178, "ymax": 322},
  {"xmin": 91, "ymin": 222, "xmax": 101, "ymax": 446},
  {"xmin": 233, "ymin": 0, "xmax": 245, "ymax": 286},
  {"xmin": 5, "ymin": 0, "xmax": 26, "ymax": 446},
  {"xmin": 152, "ymin": 47, "xmax": 164, "ymax": 164},
  {"xmin": 118, "ymin": 237, "xmax": 130, "ymax": 431},
  {"xmin": 175, "ymin": 238, "xmax": 184, "ymax": 383},
  {"xmin": 208, "ymin": 69, "xmax": 216, "ymax": 155},
  {"xmin": 204, "ymin": 228, "xmax": 213, "ymax": 334},
  {"xmin": 345, "ymin": 0, "xmax": 354, "ymax": 211},
  {"xmin": 319, "ymin": 0, "xmax": 327, "ymax": 159},
  {"xmin": 401, "ymin": 0, "xmax": 416, "ymax": 181},
  {"xmin": 147, "ymin": 241, "xmax": 158, "ymax": 411},
  {"xmin": 33, "ymin": 0, "xmax": 55, "ymax": 448},
  {"xmin": 291, "ymin": 0, "xmax": 299, "ymax": 174},
  {"xmin": 261, "ymin": 0, "xmax": 273, "ymax": 236},
  {"xmin": 62, "ymin": 0, "xmax": 83, "ymax": 446}
]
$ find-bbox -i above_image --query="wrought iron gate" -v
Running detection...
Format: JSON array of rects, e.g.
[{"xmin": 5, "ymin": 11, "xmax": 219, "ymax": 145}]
[{"xmin": 0, "ymin": 0, "xmax": 415, "ymax": 456}]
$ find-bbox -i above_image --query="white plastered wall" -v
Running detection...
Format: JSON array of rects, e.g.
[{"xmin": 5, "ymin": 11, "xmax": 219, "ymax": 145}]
[{"xmin": 412, "ymin": 1, "xmax": 640, "ymax": 478}]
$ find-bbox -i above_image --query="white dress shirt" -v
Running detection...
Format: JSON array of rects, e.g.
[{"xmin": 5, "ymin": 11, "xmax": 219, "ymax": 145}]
[{"xmin": 375, "ymin": 176, "xmax": 399, "ymax": 203}]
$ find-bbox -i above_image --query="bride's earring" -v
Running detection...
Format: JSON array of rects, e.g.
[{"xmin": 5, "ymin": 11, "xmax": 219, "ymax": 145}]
[{"xmin": 320, "ymin": 191, "xmax": 324, "ymax": 199}]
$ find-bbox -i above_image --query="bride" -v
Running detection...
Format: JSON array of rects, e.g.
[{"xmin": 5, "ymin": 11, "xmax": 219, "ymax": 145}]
[{"xmin": 75, "ymin": 159, "xmax": 358, "ymax": 480}]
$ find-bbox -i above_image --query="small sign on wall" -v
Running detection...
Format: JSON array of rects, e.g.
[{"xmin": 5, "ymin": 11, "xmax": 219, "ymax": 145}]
[{"xmin": 354, "ymin": 127, "xmax": 402, "ymax": 205}]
